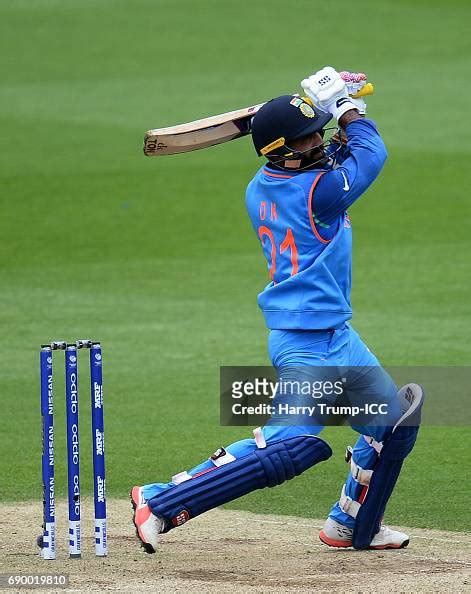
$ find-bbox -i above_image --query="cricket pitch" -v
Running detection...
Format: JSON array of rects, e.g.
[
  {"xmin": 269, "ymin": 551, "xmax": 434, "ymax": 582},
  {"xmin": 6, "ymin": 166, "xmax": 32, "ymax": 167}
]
[{"xmin": 1, "ymin": 500, "xmax": 469, "ymax": 593}]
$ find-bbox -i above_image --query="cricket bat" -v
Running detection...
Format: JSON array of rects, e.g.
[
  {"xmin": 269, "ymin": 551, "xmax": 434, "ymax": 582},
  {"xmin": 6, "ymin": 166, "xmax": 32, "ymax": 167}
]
[{"xmin": 143, "ymin": 83, "xmax": 374, "ymax": 157}]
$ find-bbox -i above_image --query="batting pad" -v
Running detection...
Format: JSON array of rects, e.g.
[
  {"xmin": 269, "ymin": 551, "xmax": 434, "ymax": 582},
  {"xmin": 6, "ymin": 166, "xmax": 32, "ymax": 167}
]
[
  {"xmin": 352, "ymin": 383, "xmax": 425, "ymax": 549},
  {"xmin": 147, "ymin": 435, "xmax": 332, "ymax": 531}
]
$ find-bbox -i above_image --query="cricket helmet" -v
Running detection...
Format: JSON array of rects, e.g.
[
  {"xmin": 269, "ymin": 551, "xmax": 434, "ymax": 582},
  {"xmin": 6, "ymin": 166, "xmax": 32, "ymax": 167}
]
[{"xmin": 251, "ymin": 95, "xmax": 332, "ymax": 157}]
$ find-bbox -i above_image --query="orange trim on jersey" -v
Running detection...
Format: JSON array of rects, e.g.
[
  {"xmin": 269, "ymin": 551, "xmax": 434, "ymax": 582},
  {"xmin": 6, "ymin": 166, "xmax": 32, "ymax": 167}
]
[
  {"xmin": 308, "ymin": 171, "xmax": 330, "ymax": 244},
  {"xmin": 262, "ymin": 168, "xmax": 294, "ymax": 179}
]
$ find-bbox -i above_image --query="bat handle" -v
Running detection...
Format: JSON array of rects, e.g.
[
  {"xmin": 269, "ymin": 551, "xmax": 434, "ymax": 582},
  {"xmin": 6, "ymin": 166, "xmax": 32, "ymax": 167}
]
[{"xmin": 350, "ymin": 82, "xmax": 374, "ymax": 99}]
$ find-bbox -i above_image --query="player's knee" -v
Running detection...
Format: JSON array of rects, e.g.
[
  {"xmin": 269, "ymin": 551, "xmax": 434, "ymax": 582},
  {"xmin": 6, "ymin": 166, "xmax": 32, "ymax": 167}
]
[{"xmin": 261, "ymin": 423, "xmax": 322, "ymax": 443}]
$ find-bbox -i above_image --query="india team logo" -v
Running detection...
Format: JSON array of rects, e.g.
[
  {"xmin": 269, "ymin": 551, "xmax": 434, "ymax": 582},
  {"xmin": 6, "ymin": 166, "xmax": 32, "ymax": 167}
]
[{"xmin": 300, "ymin": 103, "xmax": 315, "ymax": 118}]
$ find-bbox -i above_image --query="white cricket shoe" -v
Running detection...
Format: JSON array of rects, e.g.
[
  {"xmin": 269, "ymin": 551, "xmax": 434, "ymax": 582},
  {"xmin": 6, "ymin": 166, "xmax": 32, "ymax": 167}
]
[
  {"xmin": 369, "ymin": 524, "xmax": 410, "ymax": 549},
  {"xmin": 131, "ymin": 486, "xmax": 166, "ymax": 554},
  {"xmin": 319, "ymin": 517, "xmax": 409, "ymax": 549}
]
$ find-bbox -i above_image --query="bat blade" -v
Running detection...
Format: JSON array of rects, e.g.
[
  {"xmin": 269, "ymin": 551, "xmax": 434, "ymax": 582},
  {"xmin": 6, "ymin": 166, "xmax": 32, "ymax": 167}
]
[
  {"xmin": 143, "ymin": 84, "xmax": 375, "ymax": 157},
  {"xmin": 144, "ymin": 104, "xmax": 264, "ymax": 156}
]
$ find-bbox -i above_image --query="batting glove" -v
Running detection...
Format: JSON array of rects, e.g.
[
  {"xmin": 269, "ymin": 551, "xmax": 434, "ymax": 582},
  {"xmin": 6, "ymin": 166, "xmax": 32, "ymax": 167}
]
[
  {"xmin": 340, "ymin": 71, "xmax": 368, "ymax": 114},
  {"xmin": 301, "ymin": 66, "xmax": 358, "ymax": 121}
]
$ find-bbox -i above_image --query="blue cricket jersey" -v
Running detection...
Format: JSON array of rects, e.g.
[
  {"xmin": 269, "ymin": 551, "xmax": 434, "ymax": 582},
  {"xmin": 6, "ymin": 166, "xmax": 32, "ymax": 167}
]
[{"xmin": 245, "ymin": 118, "xmax": 387, "ymax": 330}]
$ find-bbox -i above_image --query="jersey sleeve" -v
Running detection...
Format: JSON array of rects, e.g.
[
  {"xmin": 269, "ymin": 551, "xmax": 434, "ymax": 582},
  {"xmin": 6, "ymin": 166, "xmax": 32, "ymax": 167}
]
[
  {"xmin": 326, "ymin": 136, "xmax": 349, "ymax": 165},
  {"xmin": 314, "ymin": 119, "xmax": 388, "ymax": 224}
]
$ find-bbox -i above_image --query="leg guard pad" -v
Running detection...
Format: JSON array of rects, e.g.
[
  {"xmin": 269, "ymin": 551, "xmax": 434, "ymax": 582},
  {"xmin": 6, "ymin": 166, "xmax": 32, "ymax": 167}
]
[
  {"xmin": 148, "ymin": 435, "xmax": 332, "ymax": 531},
  {"xmin": 352, "ymin": 383, "xmax": 424, "ymax": 549}
]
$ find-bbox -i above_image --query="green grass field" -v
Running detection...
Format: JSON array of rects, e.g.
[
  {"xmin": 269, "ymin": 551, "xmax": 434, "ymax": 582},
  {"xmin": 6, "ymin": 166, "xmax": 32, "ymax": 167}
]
[{"xmin": 1, "ymin": 0, "xmax": 470, "ymax": 532}]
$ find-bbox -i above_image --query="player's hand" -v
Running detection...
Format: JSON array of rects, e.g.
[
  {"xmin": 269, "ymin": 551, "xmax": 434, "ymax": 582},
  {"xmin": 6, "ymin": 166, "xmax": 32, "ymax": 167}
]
[
  {"xmin": 301, "ymin": 66, "xmax": 358, "ymax": 121},
  {"xmin": 340, "ymin": 71, "xmax": 368, "ymax": 114}
]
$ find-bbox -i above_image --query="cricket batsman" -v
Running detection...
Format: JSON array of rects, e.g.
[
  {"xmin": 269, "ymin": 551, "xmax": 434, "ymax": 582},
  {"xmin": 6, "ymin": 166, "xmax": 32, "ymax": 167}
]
[{"xmin": 132, "ymin": 66, "xmax": 424, "ymax": 552}]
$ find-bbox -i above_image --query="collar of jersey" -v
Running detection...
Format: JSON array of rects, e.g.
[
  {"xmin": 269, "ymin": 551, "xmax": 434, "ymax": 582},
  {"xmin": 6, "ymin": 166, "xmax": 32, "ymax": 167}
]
[
  {"xmin": 262, "ymin": 165, "xmax": 306, "ymax": 179},
  {"xmin": 262, "ymin": 163, "xmax": 327, "ymax": 178}
]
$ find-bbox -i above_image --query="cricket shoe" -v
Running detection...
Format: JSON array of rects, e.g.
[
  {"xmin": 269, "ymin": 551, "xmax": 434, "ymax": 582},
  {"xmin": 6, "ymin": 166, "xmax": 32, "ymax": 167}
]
[
  {"xmin": 131, "ymin": 486, "xmax": 166, "ymax": 554},
  {"xmin": 319, "ymin": 517, "xmax": 409, "ymax": 550}
]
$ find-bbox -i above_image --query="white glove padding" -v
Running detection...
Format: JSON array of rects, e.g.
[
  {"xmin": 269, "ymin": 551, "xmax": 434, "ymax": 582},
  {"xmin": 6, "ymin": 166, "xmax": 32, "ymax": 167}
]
[
  {"xmin": 301, "ymin": 66, "xmax": 358, "ymax": 121},
  {"xmin": 340, "ymin": 71, "xmax": 367, "ymax": 114}
]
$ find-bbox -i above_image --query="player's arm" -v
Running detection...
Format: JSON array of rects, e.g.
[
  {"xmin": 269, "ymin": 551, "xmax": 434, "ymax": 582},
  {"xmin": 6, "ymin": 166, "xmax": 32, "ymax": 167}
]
[
  {"xmin": 301, "ymin": 67, "xmax": 387, "ymax": 222},
  {"xmin": 318, "ymin": 117, "xmax": 387, "ymax": 218},
  {"xmin": 326, "ymin": 72, "xmax": 368, "ymax": 164}
]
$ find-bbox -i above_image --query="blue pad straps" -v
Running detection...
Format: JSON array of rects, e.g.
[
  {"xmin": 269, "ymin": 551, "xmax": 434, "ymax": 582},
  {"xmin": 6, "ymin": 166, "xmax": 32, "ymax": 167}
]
[{"xmin": 148, "ymin": 435, "xmax": 332, "ymax": 530}]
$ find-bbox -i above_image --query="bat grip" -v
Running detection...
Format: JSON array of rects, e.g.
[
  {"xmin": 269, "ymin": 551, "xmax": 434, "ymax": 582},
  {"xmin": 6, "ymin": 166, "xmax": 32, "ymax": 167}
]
[{"xmin": 350, "ymin": 82, "xmax": 374, "ymax": 99}]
